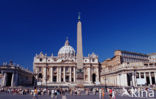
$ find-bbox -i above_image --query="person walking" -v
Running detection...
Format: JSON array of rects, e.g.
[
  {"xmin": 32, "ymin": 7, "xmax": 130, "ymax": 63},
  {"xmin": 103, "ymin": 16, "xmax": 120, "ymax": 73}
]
[
  {"xmin": 109, "ymin": 88, "xmax": 112, "ymax": 99},
  {"xmin": 112, "ymin": 89, "xmax": 116, "ymax": 99},
  {"xmin": 51, "ymin": 89, "xmax": 54, "ymax": 99},
  {"xmin": 54, "ymin": 89, "xmax": 58, "ymax": 99},
  {"xmin": 99, "ymin": 88, "xmax": 102, "ymax": 99},
  {"xmin": 33, "ymin": 87, "xmax": 38, "ymax": 99},
  {"xmin": 62, "ymin": 90, "xmax": 67, "ymax": 99},
  {"xmin": 102, "ymin": 88, "xmax": 105, "ymax": 99}
]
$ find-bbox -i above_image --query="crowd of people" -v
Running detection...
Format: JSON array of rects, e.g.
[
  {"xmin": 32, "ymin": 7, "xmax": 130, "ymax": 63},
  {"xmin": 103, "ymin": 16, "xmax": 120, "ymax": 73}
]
[{"xmin": 0, "ymin": 87, "xmax": 117, "ymax": 99}]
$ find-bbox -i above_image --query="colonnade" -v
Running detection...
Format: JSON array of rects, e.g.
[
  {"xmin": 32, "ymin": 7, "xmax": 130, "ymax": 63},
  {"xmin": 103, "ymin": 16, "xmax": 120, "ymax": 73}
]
[
  {"xmin": 102, "ymin": 71, "xmax": 156, "ymax": 87},
  {"xmin": 42, "ymin": 66, "xmax": 76, "ymax": 83},
  {"xmin": 2, "ymin": 72, "xmax": 18, "ymax": 87},
  {"xmin": 134, "ymin": 71, "xmax": 156, "ymax": 86}
]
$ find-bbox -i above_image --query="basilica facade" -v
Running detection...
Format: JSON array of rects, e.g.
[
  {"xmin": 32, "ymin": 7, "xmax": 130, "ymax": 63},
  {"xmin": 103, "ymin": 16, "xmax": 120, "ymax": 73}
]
[{"xmin": 33, "ymin": 16, "xmax": 100, "ymax": 87}]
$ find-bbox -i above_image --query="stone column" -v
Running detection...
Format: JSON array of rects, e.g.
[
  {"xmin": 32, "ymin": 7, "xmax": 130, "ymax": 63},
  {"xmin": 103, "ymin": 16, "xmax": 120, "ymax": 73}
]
[
  {"xmin": 123, "ymin": 74, "xmax": 128, "ymax": 86},
  {"xmin": 73, "ymin": 67, "xmax": 76, "ymax": 82},
  {"xmin": 117, "ymin": 75, "xmax": 120, "ymax": 86},
  {"xmin": 132, "ymin": 73, "xmax": 136, "ymax": 87},
  {"xmin": 69, "ymin": 67, "xmax": 71, "ymax": 82},
  {"xmin": 63, "ymin": 67, "xmax": 66, "ymax": 82},
  {"xmin": 50, "ymin": 67, "xmax": 53, "ymax": 82},
  {"xmin": 154, "ymin": 72, "xmax": 156, "ymax": 84},
  {"xmin": 149, "ymin": 72, "xmax": 152, "ymax": 85},
  {"xmin": 57, "ymin": 68, "xmax": 59, "ymax": 82},
  {"xmin": 2, "ymin": 73, "xmax": 7, "ymax": 87},
  {"xmin": 12, "ymin": 72, "xmax": 18, "ymax": 87},
  {"xmin": 144, "ymin": 72, "xmax": 147, "ymax": 85},
  {"xmin": 114, "ymin": 76, "xmax": 116, "ymax": 86},
  {"xmin": 43, "ymin": 67, "xmax": 46, "ymax": 83},
  {"xmin": 96, "ymin": 68, "xmax": 99, "ymax": 83},
  {"xmin": 59, "ymin": 67, "xmax": 62, "ymax": 82},
  {"xmin": 88, "ymin": 68, "xmax": 91, "ymax": 83},
  {"xmin": 116, "ymin": 75, "xmax": 117, "ymax": 86},
  {"xmin": 11, "ymin": 73, "xmax": 15, "ymax": 87},
  {"xmin": 139, "ymin": 72, "xmax": 141, "ymax": 78}
]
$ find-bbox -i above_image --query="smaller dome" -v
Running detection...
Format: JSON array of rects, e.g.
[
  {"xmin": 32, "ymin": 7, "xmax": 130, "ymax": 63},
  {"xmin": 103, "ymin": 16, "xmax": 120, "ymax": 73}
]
[{"xmin": 58, "ymin": 39, "xmax": 75, "ymax": 59}]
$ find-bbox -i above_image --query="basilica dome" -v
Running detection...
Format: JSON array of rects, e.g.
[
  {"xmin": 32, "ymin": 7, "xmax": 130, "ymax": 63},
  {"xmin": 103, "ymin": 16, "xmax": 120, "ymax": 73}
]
[{"xmin": 58, "ymin": 39, "xmax": 75, "ymax": 58}]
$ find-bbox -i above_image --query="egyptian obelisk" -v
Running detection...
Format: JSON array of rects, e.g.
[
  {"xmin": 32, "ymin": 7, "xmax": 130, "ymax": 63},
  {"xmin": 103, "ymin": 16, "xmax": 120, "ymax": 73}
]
[{"xmin": 76, "ymin": 13, "xmax": 84, "ymax": 82}]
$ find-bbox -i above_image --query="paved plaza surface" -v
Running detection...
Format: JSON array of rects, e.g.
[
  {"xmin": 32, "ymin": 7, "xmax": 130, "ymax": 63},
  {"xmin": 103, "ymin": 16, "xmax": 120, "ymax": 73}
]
[{"xmin": 0, "ymin": 94, "xmax": 156, "ymax": 99}]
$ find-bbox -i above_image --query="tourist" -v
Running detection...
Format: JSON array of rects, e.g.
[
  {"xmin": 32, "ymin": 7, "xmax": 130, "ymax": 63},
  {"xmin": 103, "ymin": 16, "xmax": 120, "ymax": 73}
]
[
  {"xmin": 62, "ymin": 89, "xmax": 67, "ymax": 99},
  {"xmin": 99, "ymin": 88, "xmax": 102, "ymax": 99},
  {"xmin": 109, "ymin": 88, "xmax": 112, "ymax": 99},
  {"xmin": 51, "ymin": 89, "xmax": 54, "ymax": 99},
  {"xmin": 112, "ymin": 89, "xmax": 115, "ymax": 99},
  {"xmin": 33, "ymin": 87, "xmax": 38, "ymax": 99},
  {"xmin": 102, "ymin": 88, "xmax": 105, "ymax": 99},
  {"xmin": 54, "ymin": 89, "xmax": 58, "ymax": 99},
  {"xmin": 93, "ymin": 88, "xmax": 96, "ymax": 95}
]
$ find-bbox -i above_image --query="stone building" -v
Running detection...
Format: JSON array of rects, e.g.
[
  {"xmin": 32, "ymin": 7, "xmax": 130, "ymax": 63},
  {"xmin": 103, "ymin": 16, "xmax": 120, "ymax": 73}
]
[
  {"xmin": 0, "ymin": 61, "xmax": 33, "ymax": 87},
  {"xmin": 101, "ymin": 50, "xmax": 156, "ymax": 87},
  {"xmin": 102, "ymin": 50, "xmax": 149, "ymax": 68},
  {"xmin": 33, "ymin": 15, "xmax": 100, "ymax": 87},
  {"xmin": 148, "ymin": 53, "xmax": 156, "ymax": 63}
]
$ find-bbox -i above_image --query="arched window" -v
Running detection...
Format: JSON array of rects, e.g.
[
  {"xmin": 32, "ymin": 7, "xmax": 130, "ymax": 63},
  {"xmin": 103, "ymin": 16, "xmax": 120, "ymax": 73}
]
[
  {"xmin": 38, "ymin": 73, "xmax": 42, "ymax": 78},
  {"xmin": 39, "ymin": 58, "xmax": 42, "ymax": 62}
]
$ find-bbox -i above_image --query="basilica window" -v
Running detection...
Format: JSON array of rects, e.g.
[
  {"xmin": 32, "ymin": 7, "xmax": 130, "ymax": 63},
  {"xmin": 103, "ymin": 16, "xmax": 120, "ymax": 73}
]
[
  {"xmin": 72, "ymin": 78, "xmax": 74, "ymax": 82},
  {"xmin": 141, "ymin": 72, "xmax": 144, "ymax": 78},
  {"xmin": 136, "ymin": 72, "xmax": 139, "ymax": 78},
  {"xmin": 40, "ymin": 58, "xmax": 42, "ymax": 62},
  {"xmin": 61, "ymin": 77, "xmax": 63, "ymax": 82},
  {"xmin": 66, "ymin": 76, "xmax": 69, "ymax": 82},
  {"xmin": 53, "ymin": 76, "xmax": 57, "ymax": 82},
  {"xmin": 92, "ymin": 59, "xmax": 95, "ymax": 62},
  {"xmin": 38, "ymin": 73, "xmax": 42, "ymax": 78}
]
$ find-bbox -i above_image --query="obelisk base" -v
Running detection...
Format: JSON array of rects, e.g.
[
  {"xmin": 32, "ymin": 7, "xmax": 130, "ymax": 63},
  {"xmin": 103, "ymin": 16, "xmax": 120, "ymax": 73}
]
[{"xmin": 76, "ymin": 68, "xmax": 84, "ymax": 83}]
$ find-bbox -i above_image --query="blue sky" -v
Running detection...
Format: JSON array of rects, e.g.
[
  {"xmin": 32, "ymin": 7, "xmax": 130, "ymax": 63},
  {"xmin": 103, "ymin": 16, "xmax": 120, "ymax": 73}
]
[{"xmin": 0, "ymin": 0, "xmax": 156, "ymax": 71}]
